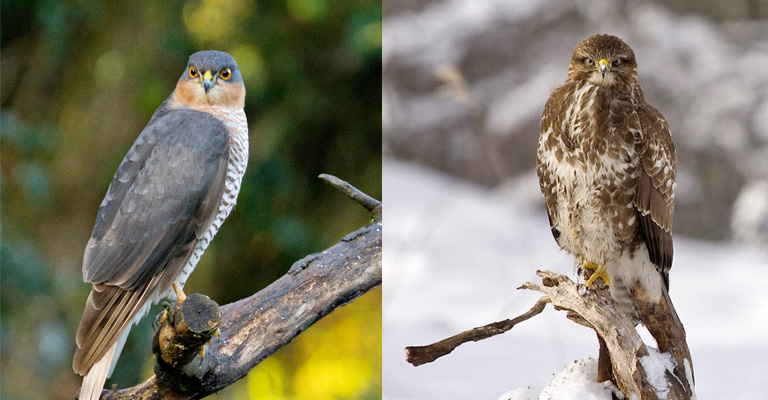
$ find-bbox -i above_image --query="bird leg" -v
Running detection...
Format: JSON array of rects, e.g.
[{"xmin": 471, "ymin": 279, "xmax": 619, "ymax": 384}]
[
  {"xmin": 172, "ymin": 282, "xmax": 187, "ymax": 303},
  {"xmin": 582, "ymin": 261, "xmax": 610, "ymax": 287},
  {"xmin": 199, "ymin": 328, "xmax": 221, "ymax": 359}
]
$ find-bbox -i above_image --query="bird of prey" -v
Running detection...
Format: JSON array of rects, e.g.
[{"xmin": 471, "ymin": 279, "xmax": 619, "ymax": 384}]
[
  {"xmin": 72, "ymin": 50, "xmax": 249, "ymax": 400},
  {"xmin": 536, "ymin": 34, "xmax": 677, "ymax": 317}
]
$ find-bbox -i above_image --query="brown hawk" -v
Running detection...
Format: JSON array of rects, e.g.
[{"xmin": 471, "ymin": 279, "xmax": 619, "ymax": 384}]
[
  {"xmin": 72, "ymin": 51, "xmax": 249, "ymax": 400},
  {"xmin": 536, "ymin": 34, "xmax": 677, "ymax": 317}
]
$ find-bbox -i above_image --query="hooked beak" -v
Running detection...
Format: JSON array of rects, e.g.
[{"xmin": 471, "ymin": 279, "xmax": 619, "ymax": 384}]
[
  {"xmin": 202, "ymin": 70, "xmax": 214, "ymax": 93},
  {"xmin": 598, "ymin": 58, "xmax": 609, "ymax": 78}
]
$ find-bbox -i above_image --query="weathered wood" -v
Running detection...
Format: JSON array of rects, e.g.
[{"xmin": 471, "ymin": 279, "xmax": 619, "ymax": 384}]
[
  {"xmin": 152, "ymin": 294, "xmax": 221, "ymax": 368},
  {"xmin": 522, "ymin": 272, "xmax": 660, "ymax": 399},
  {"xmin": 100, "ymin": 175, "xmax": 382, "ymax": 400},
  {"xmin": 319, "ymin": 173, "xmax": 381, "ymax": 212},
  {"xmin": 405, "ymin": 270, "xmax": 695, "ymax": 400},
  {"xmin": 404, "ymin": 298, "xmax": 548, "ymax": 366},
  {"xmin": 597, "ymin": 334, "xmax": 613, "ymax": 384},
  {"xmin": 634, "ymin": 284, "xmax": 695, "ymax": 399}
]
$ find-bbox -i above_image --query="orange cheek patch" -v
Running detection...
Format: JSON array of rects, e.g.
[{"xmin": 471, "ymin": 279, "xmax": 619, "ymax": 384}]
[
  {"xmin": 172, "ymin": 80, "xmax": 205, "ymax": 107},
  {"xmin": 171, "ymin": 80, "xmax": 246, "ymax": 110},
  {"xmin": 211, "ymin": 83, "xmax": 246, "ymax": 109}
]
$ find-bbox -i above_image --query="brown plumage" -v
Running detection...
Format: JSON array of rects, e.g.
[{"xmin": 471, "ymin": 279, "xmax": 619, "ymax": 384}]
[
  {"xmin": 73, "ymin": 51, "xmax": 249, "ymax": 399},
  {"xmin": 536, "ymin": 34, "xmax": 676, "ymax": 316}
]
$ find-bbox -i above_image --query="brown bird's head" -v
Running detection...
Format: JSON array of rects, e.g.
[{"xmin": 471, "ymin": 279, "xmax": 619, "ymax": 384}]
[
  {"xmin": 568, "ymin": 34, "xmax": 637, "ymax": 90},
  {"xmin": 172, "ymin": 50, "xmax": 246, "ymax": 109}
]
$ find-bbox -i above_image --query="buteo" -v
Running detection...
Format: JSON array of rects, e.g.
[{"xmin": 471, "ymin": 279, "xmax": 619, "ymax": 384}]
[
  {"xmin": 73, "ymin": 51, "xmax": 249, "ymax": 400},
  {"xmin": 536, "ymin": 34, "xmax": 676, "ymax": 316}
]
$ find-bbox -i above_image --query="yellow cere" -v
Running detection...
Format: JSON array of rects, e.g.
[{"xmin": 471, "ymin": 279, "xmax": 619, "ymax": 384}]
[
  {"xmin": 203, "ymin": 70, "xmax": 212, "ymax": 81},
  {"xmin": 598, "ymin": 58, "xmax": 609, "ymax": 67}
]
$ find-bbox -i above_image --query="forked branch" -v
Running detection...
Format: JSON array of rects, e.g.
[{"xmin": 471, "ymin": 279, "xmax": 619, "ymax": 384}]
[{"xmin": 405, "ymin": 270, "xmax": 695, "ymax": 400}]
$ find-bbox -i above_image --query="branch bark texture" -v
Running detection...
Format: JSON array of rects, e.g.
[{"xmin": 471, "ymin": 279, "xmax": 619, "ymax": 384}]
[
  {"xmin": 102, "ymin": 175, "xmax": 382, "ymax": 399},
  {"xmin": 406, "ymin": 270, "xmax": 695, "ymax": 400}
]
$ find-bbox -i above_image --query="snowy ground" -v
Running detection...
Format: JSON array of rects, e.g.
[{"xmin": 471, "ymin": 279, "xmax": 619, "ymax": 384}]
[{"xmin": 383, "ymin": 158, "xmax": 768, "ymax": 399}]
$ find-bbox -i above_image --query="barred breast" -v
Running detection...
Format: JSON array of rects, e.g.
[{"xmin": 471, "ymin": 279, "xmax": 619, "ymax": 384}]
[{"xmin": 105, "ymin": 106, "xmax": 248, "ymax": 376}]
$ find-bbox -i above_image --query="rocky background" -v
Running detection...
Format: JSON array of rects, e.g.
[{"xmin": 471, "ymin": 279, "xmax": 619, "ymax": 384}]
[{"xmin": 383, "ymin": 0, "xmax": 768, "ymax": 243}]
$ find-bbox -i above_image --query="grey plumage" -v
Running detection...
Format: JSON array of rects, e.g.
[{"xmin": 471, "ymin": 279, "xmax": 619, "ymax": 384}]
[
  {"xmin": 73, "ymin": 105, "xmax": 230, "ymax": 374},
  {"xmin": 73, "ymin": 51, "xmax": 249, "ymax": 400}
]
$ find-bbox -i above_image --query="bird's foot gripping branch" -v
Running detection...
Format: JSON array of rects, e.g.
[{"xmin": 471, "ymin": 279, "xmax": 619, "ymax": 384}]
[
  {"xmin": 90, "ymin": 174, "xmax": 382, "ymax": 400},
  {"xmin": 405, "ymin": 270, "xmax": 695, "ymax": 400}
]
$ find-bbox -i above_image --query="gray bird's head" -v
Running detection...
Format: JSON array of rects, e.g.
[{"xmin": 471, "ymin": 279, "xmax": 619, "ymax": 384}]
[
  {"xmin": 567, "ymin": 34, "xmax": 638, "ymax": 89},
  {"xmin": 173, "ymin": 50, "xmax": 246, "ymax": 109}
]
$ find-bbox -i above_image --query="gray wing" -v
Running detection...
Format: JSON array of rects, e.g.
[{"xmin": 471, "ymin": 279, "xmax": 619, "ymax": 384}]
[
  {"xmin": 73, "ymin": 107, "xmax": 229, "ymax": 374},
  {"xmin": 634, "ymin": 102, "xmax": 676, "ymax": 289}
]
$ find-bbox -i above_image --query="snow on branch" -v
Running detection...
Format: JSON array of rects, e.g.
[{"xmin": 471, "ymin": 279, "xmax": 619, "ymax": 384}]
[{"xmin": 405, "ymin": 270, "xmax": 695, "ymax": 400}]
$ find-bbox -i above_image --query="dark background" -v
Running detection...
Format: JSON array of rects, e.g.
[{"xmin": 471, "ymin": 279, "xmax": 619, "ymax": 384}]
[{"xmin": 1, "ymin": 0, "xmax": 382, "ymax": 399}]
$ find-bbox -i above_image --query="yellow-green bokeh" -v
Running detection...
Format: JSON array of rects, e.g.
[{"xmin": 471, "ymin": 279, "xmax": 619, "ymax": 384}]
[{"xmin": 0, "ymin": 1, "xmax": 382, "ymax": 399}]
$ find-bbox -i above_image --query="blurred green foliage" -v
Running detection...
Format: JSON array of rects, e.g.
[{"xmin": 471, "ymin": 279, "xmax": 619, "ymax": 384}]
[{"xmin": 0, "ymin": 0, "xmax": 382, "ymax": 399}]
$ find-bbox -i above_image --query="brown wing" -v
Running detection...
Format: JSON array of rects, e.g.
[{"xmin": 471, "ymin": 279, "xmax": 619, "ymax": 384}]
[
  {"xmin": 73, "ymin": 107, "xmax": 229, "ymax": 374},
  {"xmin": 634, "ymin": 102, "xmax": 676, "ymax": 288},
  {"xmin": 537, "ymin": 84, "xmax": 572, "ymax": 243}
]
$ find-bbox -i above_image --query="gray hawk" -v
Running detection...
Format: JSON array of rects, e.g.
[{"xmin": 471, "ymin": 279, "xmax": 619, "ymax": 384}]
[{"xmin": 72, "ymin": 50, "xmax": 249, "ymax": 400}]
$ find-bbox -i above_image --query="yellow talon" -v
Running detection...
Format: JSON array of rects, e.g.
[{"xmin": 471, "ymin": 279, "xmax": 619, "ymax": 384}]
[
  {"xmin": 582, "ymin": 261, "xmax": 610, "ymax": 287},
  {"xmin": 199, "ymin": 345, "xmax": 206, "ymax": 359},
  {"xmin": 159, "ymin": 309, "xmax": 168, "ymax": 324},
  {"xmin": 214, "ymin": 328, "xmax": 220, "ymax": 338},
  {"xmin": 571, "ymin": 230, "xmax": 579, "ymax": 239}
]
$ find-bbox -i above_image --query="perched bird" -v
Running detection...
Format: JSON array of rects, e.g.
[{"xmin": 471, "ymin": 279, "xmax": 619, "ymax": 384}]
[
  {"xmin": 72, "ymin": 50, "xmax": 249, "ymax": 400},
  {"xmin": 536, "ymin": 34, "xmax": 677, "ymax": 318}
]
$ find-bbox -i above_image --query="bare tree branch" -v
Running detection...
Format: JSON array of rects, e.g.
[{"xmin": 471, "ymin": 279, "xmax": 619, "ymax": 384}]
[
  {"xmin": 404, "ymin": 297, "xmax": 548, "ymax": 366},
  {"xmin": 98, "ymin": 174, "xmax": 382, "ymax": 400},
  {"xmin": 405, "ymin": 270, "xmax": 695, "ymax": 400},
  {"xmin": 319, "ymin": 173, "xmax": 381, "ymax": 212}
]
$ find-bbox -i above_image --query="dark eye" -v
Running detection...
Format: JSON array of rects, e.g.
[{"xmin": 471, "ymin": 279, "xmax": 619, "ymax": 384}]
[
  {"xmin": 220, "ymin": 68, "xmax": 231, "ymax": 80},
  {"xmin": 583, "ymin": 58, "xmax": 594, "ymax": 66},
  {"xmin": 189, "ymin": 66, "xmax": 198, "ymax": 78},
  {"xmin": 612, "ymin": 58, "xmax": 623, "ymax": 67}
]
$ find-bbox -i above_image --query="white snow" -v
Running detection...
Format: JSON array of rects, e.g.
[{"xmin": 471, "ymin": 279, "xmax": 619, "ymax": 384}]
[
  {"xmin": 497, "ymin": 358, "xmax": 618, "ymax": 400},
  {"xmin": 383, "ymin": 158, "xmax": 768, "ymax": 400},
  {"xmin": 638, "ymin": 347, "xmax": 675, "ymax": 398}
]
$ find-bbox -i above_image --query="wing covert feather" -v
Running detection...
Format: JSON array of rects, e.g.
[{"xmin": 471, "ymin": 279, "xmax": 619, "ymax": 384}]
[
  {"xmin": 74, "ymin": 107, "xmax": 230, "ymax": 375},
  {"xmin": 83, "ymin": 108, "xmax": 229, "ymax": 289},
  {"xmin": 634, "ymin": 103, "xmax": 676, "ymax": 287}
]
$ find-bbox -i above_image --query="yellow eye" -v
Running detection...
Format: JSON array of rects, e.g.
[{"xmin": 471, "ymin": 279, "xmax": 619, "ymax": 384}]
[
  {"xmin": 220, "ymin": 68, "xmax": 231, "ymax": 80},
  {"xmin": 189, "ymin": 66, "xmax": 198, "ymax": 78}
]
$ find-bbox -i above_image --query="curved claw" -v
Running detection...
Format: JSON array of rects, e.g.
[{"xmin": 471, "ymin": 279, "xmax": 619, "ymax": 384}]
[{"xmin": 153, "ymin": 306, "xmax": 170, "ymax": 330}]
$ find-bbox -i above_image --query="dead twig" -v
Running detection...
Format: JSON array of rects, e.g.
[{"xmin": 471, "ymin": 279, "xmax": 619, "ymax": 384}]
[
  {"xmin": 406, "ymin": 270, "xmax": 695, "ymax": 400},
  {"xmin": 405, "ymin": 298, "xmax": 548, "ymax": 366},
  {"xmin": 319, "ymin": 173, "xmax": 381, "ymax": 212}
]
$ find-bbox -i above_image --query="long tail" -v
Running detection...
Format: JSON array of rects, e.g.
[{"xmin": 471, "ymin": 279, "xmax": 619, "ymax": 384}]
[{"xmin": 78, "ymin": 342, "xmax": 117, "ymax": 400}]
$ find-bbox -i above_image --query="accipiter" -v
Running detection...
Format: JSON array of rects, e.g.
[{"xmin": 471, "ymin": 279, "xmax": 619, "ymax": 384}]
[{"xmin": 73, "ymin": 50, "xmax": 249, "ymax": 400}]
